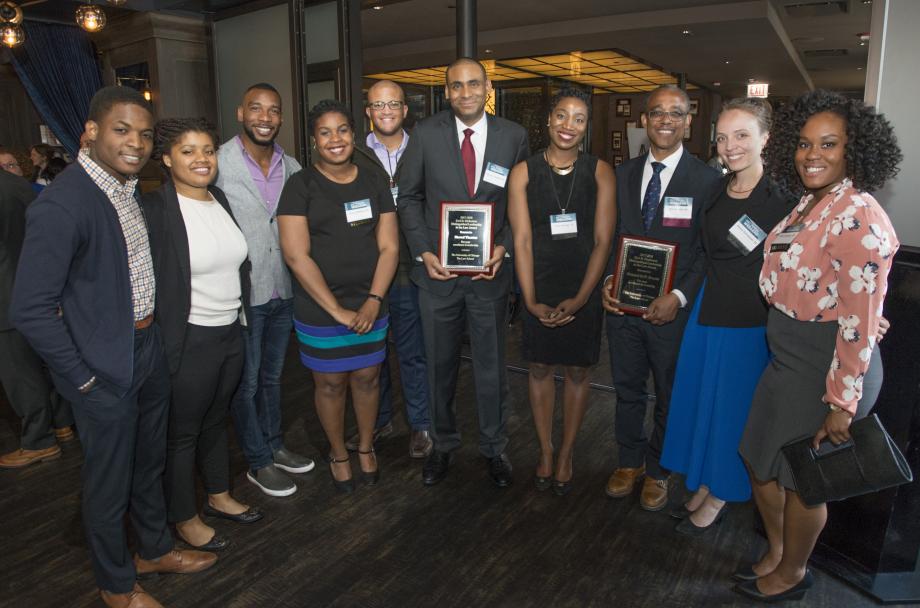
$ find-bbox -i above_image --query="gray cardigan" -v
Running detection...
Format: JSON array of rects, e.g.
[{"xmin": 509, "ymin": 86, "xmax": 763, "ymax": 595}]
[{"xmin": 216, "ymin": 137, "xmax": 301, "ymax": 306}]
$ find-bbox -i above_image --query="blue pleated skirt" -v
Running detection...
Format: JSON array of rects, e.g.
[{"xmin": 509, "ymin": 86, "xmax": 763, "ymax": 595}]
[{"xmin": 660, "ymin": 285, "xmax": 769, "ymax": 502}]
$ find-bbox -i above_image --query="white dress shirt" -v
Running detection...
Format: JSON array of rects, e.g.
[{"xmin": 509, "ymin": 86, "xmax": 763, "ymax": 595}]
[{"xmin": 455, "ymin": 113, "xmax": 488, "ymax": 195}]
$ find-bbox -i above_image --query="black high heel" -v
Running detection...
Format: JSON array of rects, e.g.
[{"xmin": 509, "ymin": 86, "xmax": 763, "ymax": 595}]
[
  {"xmin": 733, "ymin": 570, "xmax": 814, "ymax": 602},
  {"xmin": 327, "ymin": 453, "xmax": 355, "ymax": 493},
  {"xmin": 674, "ymin": 503, "xmax": 727, "ymax": 536},
  {"xmin": 357, "ymin": 448, "xmax": 379, "ymax": 485}
]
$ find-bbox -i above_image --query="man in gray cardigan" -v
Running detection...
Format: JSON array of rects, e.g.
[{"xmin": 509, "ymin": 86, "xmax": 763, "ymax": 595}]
[{"xmin": 216, "ymin": 83, "xmax": 313, "ymax": 497}]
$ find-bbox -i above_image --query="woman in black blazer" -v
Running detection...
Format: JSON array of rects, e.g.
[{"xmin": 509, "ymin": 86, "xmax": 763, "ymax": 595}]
[{"xmin": 142, "ymin": 118, "xmax": 261, "ymax": 552}]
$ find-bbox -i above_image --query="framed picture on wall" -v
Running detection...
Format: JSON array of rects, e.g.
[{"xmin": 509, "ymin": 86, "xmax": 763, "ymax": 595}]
[
  {"xmin": 611, "ymin": 131, "xmax": 623, "ymax": 150},
  {"xmin": 616, "ymin": 99, "xmax": 631, "ymax": 117},
  {"xmin": 683, "ymin": 124, "xmax": 692, "ymax": 141},
  {"xmin": 613, "ymin": 154, "xmax": 624, "ymax": 166},
  {"xmin": 625, "ymin": 120, "xmax": 637, "ymax": 130},
  {"xmin": 689, "ymin": 99, "xmax": 699, "ymax": 115}
]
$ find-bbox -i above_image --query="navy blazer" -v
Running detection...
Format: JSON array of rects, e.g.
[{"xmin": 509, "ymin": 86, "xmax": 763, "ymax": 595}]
[
  {"xmin": 141, "ymin": 182, "xmax": 252, "ymax": 375},
  {"xmin": 612, "ymin": 149, "xmax": 721, "ymax": 309},
  {"xmin": 397, "ymin": 110, "xmax": 529, "ymax": 299},
  {"xmin": 10, "ymin": 163, "xmax": 140, "ymax": 397}
]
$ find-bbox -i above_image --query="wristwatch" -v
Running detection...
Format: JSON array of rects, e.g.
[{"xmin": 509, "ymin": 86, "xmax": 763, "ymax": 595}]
[{"xmin": 78, "ymin": 376, "xmax": 97, "ymax": 394}]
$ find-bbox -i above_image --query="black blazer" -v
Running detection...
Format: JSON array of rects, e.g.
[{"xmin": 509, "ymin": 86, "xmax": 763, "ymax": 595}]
[
  {"xmin": 612, "ymin": 150, "xmax": 721, "ymax": 309},
  {"xmin": 141, "ymin": 182, "xmax": 252, "ymax": 375},
  {"xmin": 11, "ymin": 163, "xmax": 139, "ymax": 396},
  {"xmin": 0, "ymin": 171, "xmax": 36, "ymax": 331},
  {"xmin": 397, "ymin": 110, "xmax": 529, "ymax": 298}
]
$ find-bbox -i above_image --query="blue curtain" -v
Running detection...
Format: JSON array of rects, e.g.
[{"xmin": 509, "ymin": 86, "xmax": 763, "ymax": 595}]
[{"xmin": 10, "ymin": 22, "xmax": 103, "ymax": 157}]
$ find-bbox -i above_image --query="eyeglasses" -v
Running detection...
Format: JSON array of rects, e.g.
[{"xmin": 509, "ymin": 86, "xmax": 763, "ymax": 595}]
[
  {"xmin": 368, "ymin": 100, "xmax": 404, "ymax": 111},
  {"xmin": 648, "ymin": 110, "xmax": 687, "ymax": 121}
]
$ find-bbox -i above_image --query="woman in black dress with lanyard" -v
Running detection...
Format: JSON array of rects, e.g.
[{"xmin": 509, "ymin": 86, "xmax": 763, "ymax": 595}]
[
  {"xmin": 508, "ymin": 88, "xmax": 616, "ymax": 495},
  {"xmin": 278, "ymin": 100, "xmax": 399, "ymax": 493}
]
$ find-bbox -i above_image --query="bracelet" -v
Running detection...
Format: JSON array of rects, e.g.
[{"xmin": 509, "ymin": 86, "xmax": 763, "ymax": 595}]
[
  {"xmin": 828, "ymin": 404, "xmax": 843, "ymax": 413},
  {"xmin": 367, "ymin": 293, "xmax": 384, "ymax": 303}
]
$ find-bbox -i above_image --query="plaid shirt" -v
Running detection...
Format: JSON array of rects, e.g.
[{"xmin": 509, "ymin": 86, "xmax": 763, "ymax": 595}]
[{"xmin": 78, "ymin": 151, "xmax": 155, "ymax": 321}]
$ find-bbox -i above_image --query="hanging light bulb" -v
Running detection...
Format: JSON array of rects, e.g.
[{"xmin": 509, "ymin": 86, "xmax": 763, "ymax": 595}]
[
  {"xmin": 75, "ymin": 4, "xmax": 106, "ymax": 32},
  {"xmin": 1, "ymin": 22, "xmax": 24, "ymax": 48},
  {"xmin": 0, "ymin": 2, "xmax": 24, "ymax": 25}
]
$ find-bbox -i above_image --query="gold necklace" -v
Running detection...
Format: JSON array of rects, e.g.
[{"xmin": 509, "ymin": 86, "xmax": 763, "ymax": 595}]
[{"xmin": 544, "ymin": 151, "xmax": 576, "ymax": 176}]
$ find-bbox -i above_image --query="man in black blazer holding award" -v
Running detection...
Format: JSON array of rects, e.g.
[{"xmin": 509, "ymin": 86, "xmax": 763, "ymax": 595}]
[
  {"xmin": 602, "ymin": 85, "xmax": 720, "ymax": 510},
  {"xmin": 398, "ymin": 57, "xmax": 528, "ymax": 487}
]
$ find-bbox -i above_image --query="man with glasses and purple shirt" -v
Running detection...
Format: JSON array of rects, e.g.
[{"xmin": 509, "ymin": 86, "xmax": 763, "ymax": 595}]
[
  {"xmin": 216, "ymin": 83, "xmax": 314, "ymax": 497},
  {"xmin": 349, "ymin": 80, "xmax": 433, "ymax": 459}
]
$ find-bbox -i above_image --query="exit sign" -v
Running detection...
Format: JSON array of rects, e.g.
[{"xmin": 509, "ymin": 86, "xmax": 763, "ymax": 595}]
[{"xmin": 747, "ymin": 83, "xmax": 769, "ymax": 98}]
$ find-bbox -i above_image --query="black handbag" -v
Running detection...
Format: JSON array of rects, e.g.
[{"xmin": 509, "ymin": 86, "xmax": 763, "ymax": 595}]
[{"xmin": 781, "ymin": 413, "xmax": 913, "ymax": 507}]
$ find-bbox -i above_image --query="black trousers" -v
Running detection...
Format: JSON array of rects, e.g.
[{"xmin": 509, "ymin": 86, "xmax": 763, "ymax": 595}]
[
  {"xmin": 64, "ymin": 323, "xmax": 174, "ymax": 594},
  {"xmin": 606, "ymin": 310, "xmax": 690, "ymax": 479},
  {"xmin": 0, "ymin": 329, "xmax": 72, "ymax": 449},
  {"xmin": 165, "ymin": 322, "xmax": 243, "ymax": 523},
  {"xmin": 418, "ymin": 280, "xmax": 510, "ymax": 458}
]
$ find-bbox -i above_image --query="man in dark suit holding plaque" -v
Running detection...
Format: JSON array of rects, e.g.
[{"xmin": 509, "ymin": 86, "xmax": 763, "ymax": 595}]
[
  {"xmin": 602, "ymin": 85, "xmax": 720, "ymax": 510},
  {"xmin": 397, "ymin": 57, "xmax": 528, "ymax": 487}
]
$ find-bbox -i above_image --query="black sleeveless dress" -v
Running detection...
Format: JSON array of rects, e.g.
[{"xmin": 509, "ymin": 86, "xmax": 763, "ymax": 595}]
[{"xmin": 521, "ymin": 152, "xmax": 603, "ymax": 367}]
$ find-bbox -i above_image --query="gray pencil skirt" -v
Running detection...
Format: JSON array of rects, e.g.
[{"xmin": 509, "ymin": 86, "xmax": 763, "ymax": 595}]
[{"xmin": 739, "ymin": 307, "xmax": 882, "ymax": 490}]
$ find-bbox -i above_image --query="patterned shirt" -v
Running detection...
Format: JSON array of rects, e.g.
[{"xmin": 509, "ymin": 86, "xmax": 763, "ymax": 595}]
[
  {"xmin": 759, "ymin": 179, "xmax": 899, "ymax": 414},
  {"xmin": 78, "ymin": 151, "xmax": 155, "ymax": 321}
]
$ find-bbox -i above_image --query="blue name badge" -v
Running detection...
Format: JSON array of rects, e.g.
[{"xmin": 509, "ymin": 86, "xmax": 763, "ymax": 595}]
[
  {"xmin": 344, "ymin": 199, "xmax": 373, "ymax": 226},
  {"xmin": 727, "ymin": 214, "xmax": 768, "ymax": 255},
  {"xmin": 482, "ymin": 162, "xmax": 509, "ymax": 188},
  {"xmin": 550, "ymin": 213, "xmax": 577, "ymax": 240}
]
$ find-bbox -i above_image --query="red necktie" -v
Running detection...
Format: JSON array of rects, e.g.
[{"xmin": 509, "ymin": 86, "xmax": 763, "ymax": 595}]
[{"xmin": 461, "ymin": 128, "xmax": 475, "ymax": 197}]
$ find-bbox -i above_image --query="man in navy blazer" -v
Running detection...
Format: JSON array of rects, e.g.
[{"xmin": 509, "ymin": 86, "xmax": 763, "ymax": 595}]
[
  {"xmin": 10, "ymin": 86, "xmax": 215, "ymax": 607},
  {"xmin": 398, "ymin": 58, "xmax": 529, "ymax": 487},
  {"xmin": 602, "ymin": 85, "xmax": 720, "ymax": 511}
]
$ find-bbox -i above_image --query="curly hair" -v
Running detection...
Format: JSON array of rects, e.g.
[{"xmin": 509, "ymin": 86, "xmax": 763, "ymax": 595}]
[
  {"xmin": 308, "ymin": 99, "xmax": 354, "ymax": 136},
  {"xmin": 549, "ymin": 86, "xmax": 592, "ymax": 119},
  {"xmin": 763, "ymin": 89, "xmax": 901, "ymax": 196},
  {"xmin": 152, "ymin": 117, "xmax": 219, "ymax": 171}
]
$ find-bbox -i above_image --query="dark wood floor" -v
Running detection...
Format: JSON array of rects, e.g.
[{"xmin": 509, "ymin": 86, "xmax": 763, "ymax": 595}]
[{"xmin": 0, "ymin": 322, "xmax": 885, "ymax": 607}]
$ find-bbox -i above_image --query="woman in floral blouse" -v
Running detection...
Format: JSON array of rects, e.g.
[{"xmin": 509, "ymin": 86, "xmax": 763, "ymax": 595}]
[{"xmin": 734, "ymin": 90, "xmax": 902, "ymax": 603}]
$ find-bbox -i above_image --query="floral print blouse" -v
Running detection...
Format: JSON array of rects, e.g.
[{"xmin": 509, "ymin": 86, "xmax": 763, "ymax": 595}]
[{"xmin": 759, "ymin": 179, "xmax": 899, "ymax": 415}]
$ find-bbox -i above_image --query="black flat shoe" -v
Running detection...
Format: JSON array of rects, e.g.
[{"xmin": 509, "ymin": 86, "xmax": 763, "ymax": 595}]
[
  {"xmin": 732, "ymin": 570, "xmax": 814, "ymax": 603},
  {"xmin": 669, "ymin": 503, "xmax": 693, "ymax": 520},
  {"xmin": 357, "ymin": 448, "xmax": 380, "ymax": 486},
  {"xmin": 184, "ymin": 533, "xmax": 230, "ymax": 552},
  {"xmin": 326, "ymin": 453, "xmax": 356, "ymax": 494},
  {"xmin": 732, "ymin": 564, "xmax": 761, "ymax": 582},
  {"xmin": 203, "ymin": 504, "xmax": 264, "ymax": 524},
  {"xmin": 675, "ymin": 504, "xmax": 727, "ymax": 536},
  {"xmin": 551, "ymin": 477, "xmax": 572, "ymax": 496},
  {"xmin": 534, "ymin": 475, "xmax": 552, "ymax": 491}
]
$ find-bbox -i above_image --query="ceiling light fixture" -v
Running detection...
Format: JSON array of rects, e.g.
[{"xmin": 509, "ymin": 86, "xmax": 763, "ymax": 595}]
[
  {"xmin": 1, "ymin": 21, "xmax": 23, "ymax": 48},
  {"xmin": 682, "ymin": 29, "xmax": 692, "ymax": 35},
  {"xmin": 724, "ymin": 60, "xmax": 731, "ymax": 64},
  {"xmin": 372, "ymin": 4, "xmax": 382, "ymax": 9},
  {"xmin": 76, "ymin": 4, "xmax": 106, "ymax": 33}
]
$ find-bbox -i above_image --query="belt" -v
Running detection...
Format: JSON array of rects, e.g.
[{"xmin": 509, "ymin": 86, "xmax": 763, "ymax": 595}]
[{"xmin": 134, "ymin": 314, "xmax": 154, "ymax": 330}]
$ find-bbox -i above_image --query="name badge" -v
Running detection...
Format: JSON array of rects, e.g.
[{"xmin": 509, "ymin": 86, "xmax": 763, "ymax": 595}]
[
  {"xmin": 727, "ymin": 214, "xmax": 768, "ymax": 255},
  {"xmin": 662, "ymin": 196, "xmax": 692, "ymax": 227},
  {"xmin": 390, "ymin": 186, "xmax": 399, "ymax": 207},
  {"xmin": 769, "ymin": 224, "xmax": 803, "ymax": 252},
  {"xmin": 344, "ymin": 199, "xmax": 373, "ymax": 226},
  {"xmin": 482, "ymin": 162, "xmax": 509, "ymax": 188},
  {"xmin": 550, "ymin": 213, "xmax": 577, "ymax": 240}
]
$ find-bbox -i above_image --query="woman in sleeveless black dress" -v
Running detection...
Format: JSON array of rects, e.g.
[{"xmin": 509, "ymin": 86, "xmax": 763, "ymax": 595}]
[{"xmin": 508, "ymin": 88, "xmax": 617, "ymax": 495}]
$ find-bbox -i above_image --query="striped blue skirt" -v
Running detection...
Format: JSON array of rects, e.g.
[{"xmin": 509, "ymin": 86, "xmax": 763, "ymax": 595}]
[{"xmin": 294, "ymin": 316, "xmax": 389, "ymax": 373}]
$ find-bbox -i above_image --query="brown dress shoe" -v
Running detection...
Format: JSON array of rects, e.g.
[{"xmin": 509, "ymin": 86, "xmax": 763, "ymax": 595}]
[
  {"xmin": 100, "ymin": 583, "xmax": 163, "ymax": 608},
  {"xmin": 134, "ymin": 549, "xmax": 217, "ymax": 579},
  {"xmin": 409, "ymin": 430, "xmax": 433, "ymax": 459},
  {"xmin": 605, "ymin": 466, "xmax": 645, "ymax": 498},
  {"xmin": 640, "ymin": 476, "xmax": 670, "ymax": 511},
  {"xmin": 0, "ymin": 445, "xmax": 62, "ymax": 469},
  {"xmin": 54, "ymin": 426, "xmax": 75, "ymax": 442}
]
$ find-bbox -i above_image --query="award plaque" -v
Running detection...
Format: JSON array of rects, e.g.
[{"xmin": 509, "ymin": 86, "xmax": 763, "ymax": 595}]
[
  {"xmin": 610, "ymin": 235, "xmax": 679, "ymax": 315},
  {"xmin": 439, "ymin": 201, "xmax": 494, "ymax": 275}
]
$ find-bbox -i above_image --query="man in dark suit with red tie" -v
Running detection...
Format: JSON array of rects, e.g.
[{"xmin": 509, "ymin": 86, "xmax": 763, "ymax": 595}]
[
  {"xmin": 602, "ymin": 85, "xmax": 720, "ymax": 511},
  {"xmin": 398, "ymin": 58, "xmax": 529, "ymax": 487}
]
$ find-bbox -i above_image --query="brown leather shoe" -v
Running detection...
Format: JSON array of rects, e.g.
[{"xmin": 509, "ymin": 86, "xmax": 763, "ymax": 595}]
[
  {"xmin": 605, "ymin": 466, "xmax": 645, "ymax": 498},
  {"xmin": 640, "ymin": 476, "xmax": 670, "ymax": 511},
  {"xmin": 0, "ymin": 445, "xmax": 62, "ymax": 469},
  {"xmin": 409, "ymin": 430, "xmax": 433, "ymax": 459},
  {"xmin": 134, "ymin": 549, "xmax": 217, "ymax": 579},
  {"xmin": 100, "ymin": 583, "xmax": 163, "ymax": 608},
  {"xmin": 54, "ymin": 426, "xmax": 75, "ymax": 442}
]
